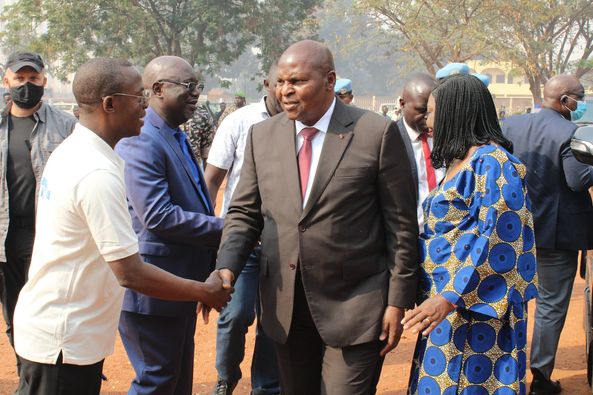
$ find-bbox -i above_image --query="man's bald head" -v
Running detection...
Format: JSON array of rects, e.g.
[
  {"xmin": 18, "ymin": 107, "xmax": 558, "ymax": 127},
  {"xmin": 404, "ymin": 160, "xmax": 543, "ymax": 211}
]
[
  {"xmin": 402, "ymin": 74, "xmax": 437, "ymax": 101},
  {"xmin": 72, "ymin": 58, "xmax": 136, "ymax": 108},
  {"xmin": 276, "ymin": 40, "xmax": 336, "ymax": 125},
  {"xmin": 400, "ymin": 73, "xmax": 437, "ymax": 134},
  {"xmin": 279, "ymin": 40, "xmax": 335, "ymax": 77},
  {"xmin": 543, "ymin": 74, "xmax": 584, "ymax": 119},
  {"xmin": 143, "ymin": 56, "xmax": 194, "ymax": 88},
  {"xmin": 143, "ymin": 55, "xmax": 200, "ymax": 128}
]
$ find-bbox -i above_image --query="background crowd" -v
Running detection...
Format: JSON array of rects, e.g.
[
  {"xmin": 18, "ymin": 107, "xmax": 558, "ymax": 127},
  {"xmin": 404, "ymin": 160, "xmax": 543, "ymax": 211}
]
[{"xmin": 0, "ymin": 29, "xmax": 590, "ymax": 395}]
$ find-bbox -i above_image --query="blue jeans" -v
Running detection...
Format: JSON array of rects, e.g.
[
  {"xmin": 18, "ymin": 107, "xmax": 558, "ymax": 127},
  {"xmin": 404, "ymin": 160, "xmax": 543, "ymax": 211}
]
[{"xmin": 215, "ymin": 247, "xmax": 280, "ymax": 394}]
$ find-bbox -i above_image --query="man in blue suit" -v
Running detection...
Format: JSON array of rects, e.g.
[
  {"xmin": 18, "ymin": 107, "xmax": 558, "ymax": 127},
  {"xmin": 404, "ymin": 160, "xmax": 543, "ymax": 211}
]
[
  {"xmin": 503, "ymin": 74, "xmax": 593, "ymax": 395},
  {"xmin": 116, "ymin": 56, "xmax": 224, "ymax": 395}
]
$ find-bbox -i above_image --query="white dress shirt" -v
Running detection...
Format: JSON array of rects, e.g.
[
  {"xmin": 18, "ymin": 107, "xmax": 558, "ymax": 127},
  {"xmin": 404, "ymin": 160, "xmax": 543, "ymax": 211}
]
[
  {"xmin": 207, "ymin": 97, "xmax": 271, "ymax": 217},
  {"xmin": 295, "ymin": 98, "xmax": 336, "ymax": 207},
  {"xmin": 403, "ymin": 119, "xmax": 446, "ymax": 227}
]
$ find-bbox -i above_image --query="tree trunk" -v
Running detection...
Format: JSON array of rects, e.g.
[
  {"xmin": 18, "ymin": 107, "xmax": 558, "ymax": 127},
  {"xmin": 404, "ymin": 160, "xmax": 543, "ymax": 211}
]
[{"xmin": 528, "ymin": 76, "xmax": 543, "ymax": 107}]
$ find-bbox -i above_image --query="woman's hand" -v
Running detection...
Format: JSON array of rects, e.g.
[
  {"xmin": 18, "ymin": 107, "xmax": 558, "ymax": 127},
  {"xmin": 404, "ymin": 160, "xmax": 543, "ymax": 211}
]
[{"xmin": 401, "ymin": 295, "xmax": 456, "ymax": 336}]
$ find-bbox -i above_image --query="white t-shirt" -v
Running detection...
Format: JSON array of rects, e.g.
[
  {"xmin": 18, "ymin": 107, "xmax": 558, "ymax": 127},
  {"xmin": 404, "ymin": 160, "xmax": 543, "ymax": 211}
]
[
  {"xmin": 14, "ymin": 123, "xmax": 139, "ymax": 366},
  {"xmin": 207, "ymin": 97, "xmax": 271, "ymax": 217},
  {"xmin": 403, "ymin": 119, "xmax": 446, "ymax": 227}
]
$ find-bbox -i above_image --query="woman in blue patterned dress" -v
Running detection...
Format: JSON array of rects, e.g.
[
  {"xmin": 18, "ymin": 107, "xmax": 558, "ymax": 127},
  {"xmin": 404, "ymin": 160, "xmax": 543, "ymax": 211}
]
[{"xmin": 403, "ymin": 74, "xmax": 538, "ymax": 395}]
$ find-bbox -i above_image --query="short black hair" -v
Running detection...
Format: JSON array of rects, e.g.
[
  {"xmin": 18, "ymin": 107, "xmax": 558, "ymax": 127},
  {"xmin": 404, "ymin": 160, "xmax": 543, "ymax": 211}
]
[
  {"xmin": 72, "ymin": 58, "xmax": 134, "ymax": 107},
  {"xmin": 431, "ymin": 74, "xmax": 512, "ymax": 168}
]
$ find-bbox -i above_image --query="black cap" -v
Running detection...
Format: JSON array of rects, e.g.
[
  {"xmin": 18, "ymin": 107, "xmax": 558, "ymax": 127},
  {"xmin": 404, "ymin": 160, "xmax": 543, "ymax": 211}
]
[{"xmin": 6, "ymin": 51, "xmax": 45, "ymax": 73}]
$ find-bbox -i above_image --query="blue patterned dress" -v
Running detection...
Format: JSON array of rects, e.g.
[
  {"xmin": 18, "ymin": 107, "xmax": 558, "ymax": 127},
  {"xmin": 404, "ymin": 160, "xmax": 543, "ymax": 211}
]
[{"xmin": 408, "ymin": 145, "xmax": 538, "ymax": 395}]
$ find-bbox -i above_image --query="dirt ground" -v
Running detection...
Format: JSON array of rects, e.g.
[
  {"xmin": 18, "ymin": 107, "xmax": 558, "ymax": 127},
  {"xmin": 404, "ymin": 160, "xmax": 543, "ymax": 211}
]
[
  {"xmin": 0, "ymin": 275, "xmax": 589, "ymax": 394},
  {"xmin": 0, "ymin": 184, "xmax": 590, "ymax": 394}
]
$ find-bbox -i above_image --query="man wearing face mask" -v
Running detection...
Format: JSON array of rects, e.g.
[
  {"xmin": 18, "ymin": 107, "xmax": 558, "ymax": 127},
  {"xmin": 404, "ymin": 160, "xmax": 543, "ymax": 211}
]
[
  {"xmin": 503, "ymin": 75, "xmax": 593, "ymax": 395},
  {"xmin": 0, "ymin": 51, "xmax": 76, "ymax": 375}
]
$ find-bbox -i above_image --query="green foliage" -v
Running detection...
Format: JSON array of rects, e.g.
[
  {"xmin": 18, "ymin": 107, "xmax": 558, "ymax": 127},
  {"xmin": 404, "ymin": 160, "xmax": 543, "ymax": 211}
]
[
  {"xmin": 354, "ymin": 0, "xmax": 593, "ymax": 101},
  {"xmin": 0, "ymin": 0, "xmax": 320, "ymax": 81}
]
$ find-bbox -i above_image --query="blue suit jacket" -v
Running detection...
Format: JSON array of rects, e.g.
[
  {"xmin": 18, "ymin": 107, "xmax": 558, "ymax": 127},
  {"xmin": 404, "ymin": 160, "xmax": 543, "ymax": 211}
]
[
  {"xmin": 502, "ymin": 108, "xmax": 593, "ymax": 250},
  {"xmin": 115, "ymin": 108, "xmax": 223, "ymax": 316}
]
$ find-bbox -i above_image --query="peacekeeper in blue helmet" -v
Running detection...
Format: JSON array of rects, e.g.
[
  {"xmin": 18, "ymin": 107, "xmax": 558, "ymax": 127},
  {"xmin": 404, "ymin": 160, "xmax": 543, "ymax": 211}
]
[{"xmin": 335, "ymin": 78, "xmax": 354, "ymax": 104}]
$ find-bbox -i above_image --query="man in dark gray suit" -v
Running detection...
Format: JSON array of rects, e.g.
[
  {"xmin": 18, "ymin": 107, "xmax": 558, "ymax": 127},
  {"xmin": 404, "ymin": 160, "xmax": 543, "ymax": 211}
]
[
  {"xmin": 503, "ymin": 75, "xmax": 593, "ymax": 395},
  {"xmin": 215, "ymin": 40, "xmax": 419, "ymax": 395}
]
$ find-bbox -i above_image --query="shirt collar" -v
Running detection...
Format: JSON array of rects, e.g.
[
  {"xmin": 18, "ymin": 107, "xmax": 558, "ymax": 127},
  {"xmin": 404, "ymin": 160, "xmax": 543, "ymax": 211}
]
[
  {"xmin": 33, "ymin": 101, "xmax": 48, "ymax": 123},
  {"xmin": 295, "ymin": 97, "xmax": 336, "ymax": 136},
  {"xmin": 145, "ymin": 107, "xmax": 181, "ymax": 135},
  {"xmin": 75, "ymin": 122, "xmax": 123, "ymax": 166},
  {"xmin": 259, "ymin": 96, "xmax": 272, "ymax": 118},
  {"xmin": 4, "ymin": 101, "xmax": 48, "ymax": 123},
  {"xmin": 403, "ymin": 118, "xmax": 422, "ymax": 142}
]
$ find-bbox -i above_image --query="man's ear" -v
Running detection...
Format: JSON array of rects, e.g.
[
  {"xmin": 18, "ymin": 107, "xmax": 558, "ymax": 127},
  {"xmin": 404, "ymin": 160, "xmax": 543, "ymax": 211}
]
[
  {"xmin": 102, "ymin": 96, "xmax": 115, "ymax": 113},
  {"xmin": 152, "ymin": 81, "xmax": 164, "ymax": 97},
  {"xmin": 327, "ymin": 70, "xmax": 336, "ymax": 91}
]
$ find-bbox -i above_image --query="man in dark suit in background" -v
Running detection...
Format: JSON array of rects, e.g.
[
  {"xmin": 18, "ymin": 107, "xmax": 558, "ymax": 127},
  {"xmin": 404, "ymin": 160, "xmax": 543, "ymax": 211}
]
[
  {"xmin": 503, "ymin": 75, "xmax": 593, "ymax": 395},
  {"xmin": 215, "ymin": 40, "xmax": 419, "ymax": 395},
  {"xmin": 396, "ymin": 73, "xmax": 443, "ymax": 228},
  {"xmin": 116, "ymin": 56, "xmax": 224, "ymax": 395}
]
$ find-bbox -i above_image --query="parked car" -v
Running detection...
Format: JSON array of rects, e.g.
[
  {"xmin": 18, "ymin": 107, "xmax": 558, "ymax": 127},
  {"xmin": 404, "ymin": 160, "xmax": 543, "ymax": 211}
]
[{"xmin": 570, "ymin": 124, "xmax": 593, "ymax": 390}]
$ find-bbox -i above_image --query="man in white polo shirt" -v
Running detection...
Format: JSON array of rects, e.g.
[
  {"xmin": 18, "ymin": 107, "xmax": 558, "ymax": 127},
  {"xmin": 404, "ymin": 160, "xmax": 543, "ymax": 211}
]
[{"xmin": 12, "ymin": 58, "xmax": 232, "ymax": 395}]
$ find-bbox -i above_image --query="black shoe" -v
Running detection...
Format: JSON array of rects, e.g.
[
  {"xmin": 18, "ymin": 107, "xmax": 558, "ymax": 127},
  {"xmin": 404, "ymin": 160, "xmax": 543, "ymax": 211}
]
[
  {"xmin": 529, "ymin": 376, "xmax": 562, "ymax": 395},
  {"xmin": 212, "ymin": 378, "xmax": 237, "ymax": 395}
]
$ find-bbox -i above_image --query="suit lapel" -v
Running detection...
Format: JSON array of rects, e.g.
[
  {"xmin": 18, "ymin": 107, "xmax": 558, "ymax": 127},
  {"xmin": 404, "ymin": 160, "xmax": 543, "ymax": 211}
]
[
  {"xmin": 397, "ymin": 119, "xmax": 419, "ymax": 203},
  {"xmin": 301, "ymin": 101, "xmax": 354, "ymax": 221},
  {"xmin": 155, "ymin": 122, "xmax": 212, "ymax": 214},
  {"xmin": 277, "ymin": 116, "xmax": 303, "ymax": 216}
]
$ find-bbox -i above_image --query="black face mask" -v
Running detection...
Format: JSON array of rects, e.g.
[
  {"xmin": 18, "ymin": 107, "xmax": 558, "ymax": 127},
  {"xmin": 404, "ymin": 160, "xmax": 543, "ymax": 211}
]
[{"xmin": 10, "ymin": 82, "xmax": 44, "ymax": 109}]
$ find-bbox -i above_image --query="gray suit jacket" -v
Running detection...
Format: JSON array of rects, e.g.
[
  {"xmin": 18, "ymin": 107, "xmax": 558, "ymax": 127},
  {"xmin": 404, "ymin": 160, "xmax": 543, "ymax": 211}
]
[{"xmin": 216, "ymin": 100, "xmax": 419, "ymax": 347}]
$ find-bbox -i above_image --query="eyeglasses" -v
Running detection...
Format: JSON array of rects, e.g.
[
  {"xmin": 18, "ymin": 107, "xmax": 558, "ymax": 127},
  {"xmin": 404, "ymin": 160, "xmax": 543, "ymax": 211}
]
[
  {"xmin": 111, "ymin": 90, "xmax": 150, "ymax": 106},
  {"xmin": 158, "ymin": 79, "xmax": 204, "ymax": 94}
]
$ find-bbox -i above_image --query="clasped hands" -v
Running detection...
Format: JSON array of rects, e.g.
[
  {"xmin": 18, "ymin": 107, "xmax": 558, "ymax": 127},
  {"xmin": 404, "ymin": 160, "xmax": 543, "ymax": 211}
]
[
  {"xmin": 401, "ymin": 294, "xmax": 455, "ymax": 337},
  {"xmin": 196, "ymin": 268, "xmax": 235, "ymax": 324}
]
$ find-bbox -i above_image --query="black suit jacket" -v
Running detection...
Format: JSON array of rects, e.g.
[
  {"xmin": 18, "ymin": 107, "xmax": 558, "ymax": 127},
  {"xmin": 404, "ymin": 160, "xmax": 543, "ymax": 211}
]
[
  {"xmin": 396, "ymin": 119, "xmax": 419, "ymax": 205},
  {"xmin": 503, "ymin": 108, "xmax": 593, "ymax": 250}
]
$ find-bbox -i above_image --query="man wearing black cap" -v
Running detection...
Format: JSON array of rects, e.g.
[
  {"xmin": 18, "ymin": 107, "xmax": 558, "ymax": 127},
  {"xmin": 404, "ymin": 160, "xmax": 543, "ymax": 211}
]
[{"xmin": 0, "ymin": 51, "xmax": 76, "ymax": 374}]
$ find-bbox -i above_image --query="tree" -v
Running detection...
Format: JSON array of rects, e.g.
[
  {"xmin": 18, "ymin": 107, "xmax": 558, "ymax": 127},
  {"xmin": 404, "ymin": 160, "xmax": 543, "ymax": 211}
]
[
  {"xmin": 357, "ymin": 0, "xmax": 499, "ymax": 75},
  {"xmin": 355, "ymin": 0, "xmax": 593, "ymax": 103},
  {"xmin": 316, "ymin": 0, "xmax": 422, "ymax": 96},
  {"xmin": 0, "ymin": 0, "xmax": 320, "ymax": 81},
  {"xmin": 494, "ymin": 0, "xmax": 593, "ymax": 104}
]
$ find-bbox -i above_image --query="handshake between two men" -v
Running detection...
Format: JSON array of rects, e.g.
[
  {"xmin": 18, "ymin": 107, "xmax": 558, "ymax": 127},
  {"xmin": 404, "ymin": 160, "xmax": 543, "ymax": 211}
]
[{"xmin": 196, "ymin": 269, "xmax": 235, "ymax": 323}]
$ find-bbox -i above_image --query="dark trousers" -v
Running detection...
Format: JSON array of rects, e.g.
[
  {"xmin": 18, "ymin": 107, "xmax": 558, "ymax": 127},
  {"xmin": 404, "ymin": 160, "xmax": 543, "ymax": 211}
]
[
  {"xmin": 274, "ymin": 273, "xmax": 384, "ymax": 395},
  {"xmin": 530, "ymin": 247, "xmax": 578, "ymax": 379},
  {"xmin": 215, "ymin": 247, "xmax": 280, "ymax": 393},
  {"xmin": 119, "ymin": 311, "xmax": 197, "ymax": 395},
  {"xmin": 0, "ymin": 224, "xmax": 35, "ymax": 371},
  {"xmin": 17, "ymin": 353, "xmax": 104, "ymax": 395}
]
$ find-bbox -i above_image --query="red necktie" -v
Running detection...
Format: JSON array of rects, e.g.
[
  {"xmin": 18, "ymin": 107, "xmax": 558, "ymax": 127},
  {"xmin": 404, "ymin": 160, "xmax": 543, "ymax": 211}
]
[
  {"xmin": 298, "ymin": 127, "xmax": 319, "ymax": 199},
  {"xmin": 419, "ymin": 133, "xmax": 437, "ymax": 191}
]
